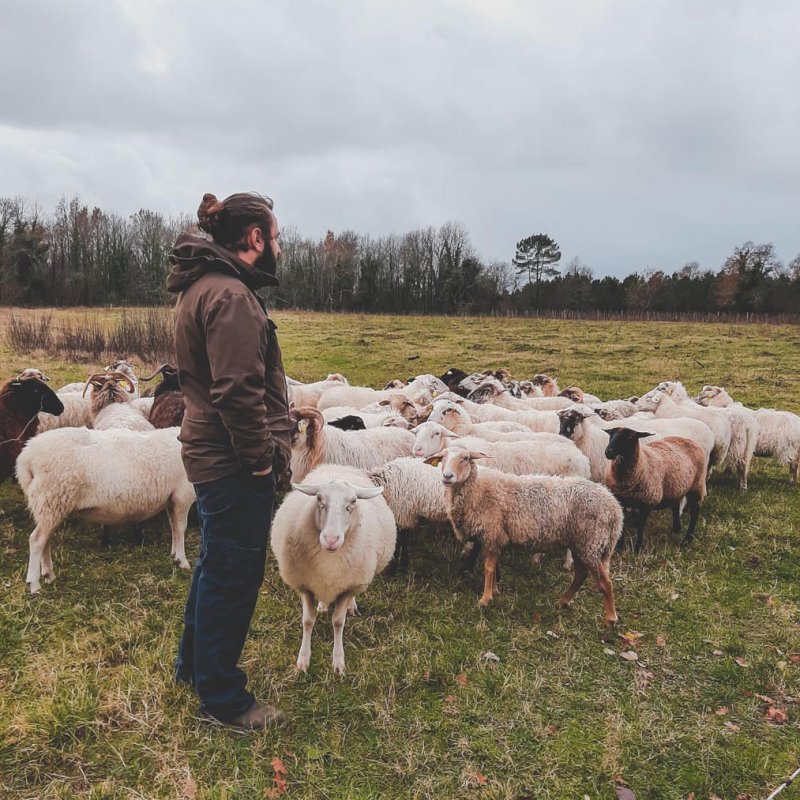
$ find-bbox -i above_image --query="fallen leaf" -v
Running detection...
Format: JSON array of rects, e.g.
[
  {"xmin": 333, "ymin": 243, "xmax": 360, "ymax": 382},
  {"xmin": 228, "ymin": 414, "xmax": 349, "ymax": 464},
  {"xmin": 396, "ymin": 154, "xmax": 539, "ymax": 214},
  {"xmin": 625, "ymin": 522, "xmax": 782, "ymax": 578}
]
[
  {"xmin": 543, "ymin": 724, "xmax": 557, "ymax": 735},
  {"xmin": 715, "ymin": 706, "xmax": 728, "ymax": 716},
  {"xmin": 533, "ymin": 611, "xmax": 543, "ymax": 624},
  {"xmin": 620, "ymin": 650, "xmax": 639, "ymax": 662},
  {"xmin": 603, "ymin": 648, "xmax": 616, "ymax": 656},
  {"xmin": 481, "ymin": 651, "xmax": 500, "ymax": 663},
  {"xmin": 789, "ymin": 654, "xmax": 800, "ymax": 664},
  {"xmin": 615, "ymin": 786, "xmax": 637, "ymax": 800},
  {"xmin": 669, "ymin": 591, "xmax": 679, "ymax": 601},
  {"xmin": 635, "ymin": 669, "xmax": 654, "ymax": 688},
  {"xmin": 546, "ymin": 630, "xmax": 560, "ymax": 639},
  {"xmin": 455, "ymin": 674, "xmax": 468, "ymax": 686},
  {"xmin": 755, "ymin": 693, "xmax": 777, "ymax": 705},
  {"xmin": 712, "ymin": 649, "xmax": 724, "ymax": 657},
  {"xmin": 271, "ymin": 757, "xmax": 287, "ymax": 777},
  {"xmin": 622, "ymin": 630, "xmax": 644, "ymax": 644},
  {"xmin": 766, "ymin": 707, "xmax": 788, "ymax": 724},
  {"xmin": 444, "ymin": 694, "xmax": 456, "ymax": 703},
  {"xmin": 655, "ymin": 635, "xmax": 666, "ymax": 647},
  {"xmin": 723, "ymin": 721, "xmax": 740, "ymax": 733},
  {"xmin": 475, "ymin": 772, "xmax": 488, "ymax": 786},
  {"xmin": 734, "ymin": 657, "xmax": 749, "ymax": 668}
]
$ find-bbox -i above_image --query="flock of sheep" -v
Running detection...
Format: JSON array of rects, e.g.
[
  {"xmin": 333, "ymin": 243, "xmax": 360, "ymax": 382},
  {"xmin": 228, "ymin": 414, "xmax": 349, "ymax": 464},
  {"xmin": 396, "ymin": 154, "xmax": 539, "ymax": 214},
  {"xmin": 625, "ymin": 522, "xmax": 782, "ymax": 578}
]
[{"xmin": 1, "ymin": 362, "xmax": 799, "ymax": 675}]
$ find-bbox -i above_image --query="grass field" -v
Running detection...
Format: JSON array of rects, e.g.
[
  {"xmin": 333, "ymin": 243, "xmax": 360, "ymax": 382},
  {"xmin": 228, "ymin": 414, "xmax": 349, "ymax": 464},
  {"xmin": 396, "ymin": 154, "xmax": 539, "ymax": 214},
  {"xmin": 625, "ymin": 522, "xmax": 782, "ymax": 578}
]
[{"xmin": 1, "ymin": 308, "xmax": 799, "ymax": 799}]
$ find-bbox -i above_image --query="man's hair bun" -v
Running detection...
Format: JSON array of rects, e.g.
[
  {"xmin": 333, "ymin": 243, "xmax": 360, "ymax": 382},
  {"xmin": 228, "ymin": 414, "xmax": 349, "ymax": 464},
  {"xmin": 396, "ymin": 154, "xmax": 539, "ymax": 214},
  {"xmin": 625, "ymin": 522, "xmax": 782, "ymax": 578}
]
[{"xmin": 197, "ymin": 193, "xmax": 226, "ymax": 234}]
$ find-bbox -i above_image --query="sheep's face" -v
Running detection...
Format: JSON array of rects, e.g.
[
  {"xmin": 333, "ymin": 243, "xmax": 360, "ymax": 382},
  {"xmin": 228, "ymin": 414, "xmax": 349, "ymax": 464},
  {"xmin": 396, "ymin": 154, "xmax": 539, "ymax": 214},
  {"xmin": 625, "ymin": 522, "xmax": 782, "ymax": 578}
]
[
  {"xmin": 558, "ymin": 408, "xmax": 589, "ymax": 439},
  {"xmin": 17, "ymin": 368, "xmax": 50, "ymax": 382},
  {"xmin": 604, "ymin": 427, "xmax": 654, "ymax": 461},
  {"xmin": 88, "ymin": 374, "xmax": 135, "ymax": 408},
  {"xmin": 695, "ymin": 385, "xmax": 722, "ymax": 406},
  {"xmin": 326, "ymin": 373, "xmax": 348, "ymax": 384},
  {"xmin": 432, "ymin": 446, "xmax": 489, "ymax": 486},
  {"xmin": 292, "ymin": 480, "xmax": 383, "ymax": 551},
  {"xmin": 531, "ymin": 374, "xmax": 558, "ymax": 396},
  {"xmin": 634, "ymin": 391, "xmax": 662, "ymax": 413},
  {"xmin": 428, "ymin": 401, "xmax": 463, "ymax": 432},
  {"xmin": 440, "ymin": 368, "xmax": 468, "ymax": 391},
  {"xmin": 384, "ymin": 379, "xmax": 406, "ymax": 390},
  {"xmin": 8, "ymin": 377, "xmax": 64, "ymax": 417},
  {"xmin": 457, "ymin": 373, "xmax": 484, "ymax": 395},
  {"xmin": 412, "ymin": 422, "xmax": 456, "ymax": 458},
  {"xmin": 519, "ymin": 380, "xmax": 543, "ymax": 398},
  {"xmin": 559, "ymin": 386, "xmax": 584, "ymax": 403}
]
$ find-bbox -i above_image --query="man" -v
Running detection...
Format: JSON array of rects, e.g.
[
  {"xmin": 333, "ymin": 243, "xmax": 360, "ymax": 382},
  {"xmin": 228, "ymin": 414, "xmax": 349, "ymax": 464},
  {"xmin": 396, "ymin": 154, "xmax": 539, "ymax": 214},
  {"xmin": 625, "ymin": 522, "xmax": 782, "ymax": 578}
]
[{"xmin": 167, "ymin": 191, "xmax": 292, "ymax": 729}]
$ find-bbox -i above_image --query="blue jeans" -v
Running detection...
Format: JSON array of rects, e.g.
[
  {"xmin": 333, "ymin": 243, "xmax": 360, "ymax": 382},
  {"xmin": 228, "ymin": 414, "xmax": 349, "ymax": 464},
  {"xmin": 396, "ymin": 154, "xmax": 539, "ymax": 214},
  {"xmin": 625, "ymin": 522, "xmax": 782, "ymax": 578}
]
[{"xmin": 175, "ymin": 468, "xmax": 275, "ymax": 722}]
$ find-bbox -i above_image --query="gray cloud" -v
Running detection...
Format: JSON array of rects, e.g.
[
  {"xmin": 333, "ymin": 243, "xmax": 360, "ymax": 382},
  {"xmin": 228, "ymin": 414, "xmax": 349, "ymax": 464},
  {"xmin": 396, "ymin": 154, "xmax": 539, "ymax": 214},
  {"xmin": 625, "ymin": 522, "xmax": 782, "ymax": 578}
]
[{"xmin": 1, "ymin": 0, "xmax": 798, "ymax": 277}]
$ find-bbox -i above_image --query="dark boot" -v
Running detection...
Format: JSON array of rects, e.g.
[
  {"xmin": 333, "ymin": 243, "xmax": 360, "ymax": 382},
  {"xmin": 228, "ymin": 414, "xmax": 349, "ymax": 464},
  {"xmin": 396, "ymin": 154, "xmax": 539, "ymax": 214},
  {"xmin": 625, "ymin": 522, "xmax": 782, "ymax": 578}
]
[{"xmin": 202, "ymin": 700, "xmax": 287, "ymax": 730}]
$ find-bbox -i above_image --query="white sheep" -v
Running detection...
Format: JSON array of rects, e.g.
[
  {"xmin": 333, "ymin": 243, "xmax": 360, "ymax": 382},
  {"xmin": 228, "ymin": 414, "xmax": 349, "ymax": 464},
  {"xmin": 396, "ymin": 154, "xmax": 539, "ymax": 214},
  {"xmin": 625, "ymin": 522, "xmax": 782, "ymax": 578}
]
[
  {"xmin": 36, "ymin": 392, "xmax": 91, "ymax": 434},
  {"xmin": 291, "ymin": 407, "xmax": 414, "ymax": 482},
  {"xmin": 17, "ymin": 426, "xmax": 194, "ymax": 593},
  {"xmin": 411, "ymin": 421, "xmax": 591, "ymax": 478},
  {"xmin": 695, "ymin": 386, "xmax": 799, "ymax": 485},
  {"xmin": 317, "ymin": 375, "xmax": 446, "ymax": 413},
  {"xmin": 85, "ymin": 373, "xmax": 154, "ymax": 432},
  {"xmin": 288, "ymin": 373, "xmax": 349, "ymax": 408},
  {"xmin": 429, "ymin": 398, "xmax": 559, "ymax": 436},
  {"xmin": 430, "ymin": 445, "xmax": 622, "ymax": 624},
  {"xmin": 467, "ymin": 378, "xmax": 573, "ymax": 411},
  {"xmin": 655, "ymin": 381, "xmax": 757, "ymax": 490},
  {"xmin": 271, "ymin": 464, "xmax": 396, "ymax": 674},
  {"xmin": 635, "ymin": 390, "xmax": 731, "ymax": 467}
]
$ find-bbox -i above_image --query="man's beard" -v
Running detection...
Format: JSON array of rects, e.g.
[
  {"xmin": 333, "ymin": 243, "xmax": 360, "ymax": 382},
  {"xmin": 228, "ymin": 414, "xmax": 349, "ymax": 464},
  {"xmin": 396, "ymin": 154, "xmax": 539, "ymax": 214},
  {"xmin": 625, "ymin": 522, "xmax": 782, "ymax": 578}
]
[{"xmin": 254, "ymin": 246, "xmax": 278, "ymax": 278}]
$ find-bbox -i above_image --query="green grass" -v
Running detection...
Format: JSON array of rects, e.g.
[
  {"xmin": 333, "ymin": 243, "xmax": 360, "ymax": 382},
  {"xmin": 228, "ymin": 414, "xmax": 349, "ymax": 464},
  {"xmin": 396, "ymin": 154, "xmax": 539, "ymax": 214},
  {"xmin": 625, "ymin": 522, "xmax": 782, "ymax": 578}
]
[{"xmin": 1, "ymin": 309, "xmax": 799, "ymax": 799}]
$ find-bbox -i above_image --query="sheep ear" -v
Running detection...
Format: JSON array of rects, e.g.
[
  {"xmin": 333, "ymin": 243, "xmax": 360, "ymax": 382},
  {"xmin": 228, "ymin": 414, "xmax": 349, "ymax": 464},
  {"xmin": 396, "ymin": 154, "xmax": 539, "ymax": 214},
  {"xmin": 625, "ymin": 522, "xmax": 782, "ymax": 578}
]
[
  {"xmin": 441, "ymin": 429, "xmax": 458, "ymax": 438},
  {"xmin": 292, "ymin": 483, "xmax": 320, "ymax": 496},
  {"xmin": 633, "ymin": 431, "xmax": 654, "ymax": 439},
  {"xmin": 469, "ymin": 451, "xmax": 492, "ymax": 460},
  {"xmin": 377, "ymin": 399, "xmax": 390, "ymax": 406},
  {"xmin": 354, "ymin": 485, "xmax": 383, "ymax": 500}
]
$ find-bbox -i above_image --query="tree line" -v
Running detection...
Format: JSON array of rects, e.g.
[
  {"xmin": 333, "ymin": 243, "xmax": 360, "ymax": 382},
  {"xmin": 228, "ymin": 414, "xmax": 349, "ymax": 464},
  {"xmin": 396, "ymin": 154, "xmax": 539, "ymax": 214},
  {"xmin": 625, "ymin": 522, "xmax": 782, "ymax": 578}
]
[{"xmin": 1, "ymin": 196, "xmax": 798, "ymax": 317}]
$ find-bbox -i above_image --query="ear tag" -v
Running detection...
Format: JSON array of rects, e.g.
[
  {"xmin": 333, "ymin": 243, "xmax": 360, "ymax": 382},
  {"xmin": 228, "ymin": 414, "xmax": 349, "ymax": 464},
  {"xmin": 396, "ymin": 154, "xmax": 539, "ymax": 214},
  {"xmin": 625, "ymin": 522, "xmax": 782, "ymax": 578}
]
[
  {"xmin": 119, "ymin": 379, "xmax": 130, "ymax": 391},
  {"xmin": 427, "ymin": 457, "xmax": 442, "ymax": 467},
  {"xmin": 431, "ymin": 390, "xmax": 439, "ymax": 398},
  {"xmin": 298, "ymin": 419, "xmax": 309, "ymax": 433}
]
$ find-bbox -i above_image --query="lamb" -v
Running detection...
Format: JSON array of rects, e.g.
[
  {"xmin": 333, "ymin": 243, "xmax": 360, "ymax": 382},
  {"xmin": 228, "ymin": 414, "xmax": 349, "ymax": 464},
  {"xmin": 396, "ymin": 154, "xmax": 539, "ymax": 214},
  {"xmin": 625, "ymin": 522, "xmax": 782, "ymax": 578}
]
[
  {"xmin": 654, "ymin": 381, "xmax": 756, "ymax": 489},
  {"xmin": 1, "ymin": 376, "xmax": 64, "ymax": 483},
  {"xmin": 288, "ymin": 373, "xmax": 349, "ymax": 408},
  {"xmin": 290, "ymin": 406, "xmax": 415, "ymax": 482},
  {"xmin": 430, "ymin": 397, "xmax": 561, "ymax": 434},
  {"xmin": 604, "ymin": 427, "xmax": 707, "ymax": 553},
  {"xmin": 635, "ymin": 390, "xmax": 731, "ymax": 467},
  {"xmin": 695, "ymin": 385, "xmax": 793, "ymax": 486},
  {"xmin": 412, "ymin": 421, "xmax": 591, "ymax": 478},
  {"xmin": 271, "ymin": 464, "xmax": 396, "ymax": 674},
  {"xmin": 429, "ymin": 445, "xmax": 622, "ymax": 624},
  {"xmin": 370, "ymin": 456, "xmax": 450, "ymax": 573},
  {"xmin": 85, "ymin": 372, "xmax": 155, "ymax": 432},
  {"xmin": 16, "ymin": 426, "xmax": 194, "ymax": 593}
]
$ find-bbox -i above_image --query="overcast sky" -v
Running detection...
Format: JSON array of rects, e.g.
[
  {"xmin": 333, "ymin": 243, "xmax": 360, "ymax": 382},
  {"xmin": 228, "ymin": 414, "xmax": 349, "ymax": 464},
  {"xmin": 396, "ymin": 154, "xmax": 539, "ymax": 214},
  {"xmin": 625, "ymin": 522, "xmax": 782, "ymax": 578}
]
[{"xmin": 1, "ymin": 0, "xmax": 798, "ymax": 277}]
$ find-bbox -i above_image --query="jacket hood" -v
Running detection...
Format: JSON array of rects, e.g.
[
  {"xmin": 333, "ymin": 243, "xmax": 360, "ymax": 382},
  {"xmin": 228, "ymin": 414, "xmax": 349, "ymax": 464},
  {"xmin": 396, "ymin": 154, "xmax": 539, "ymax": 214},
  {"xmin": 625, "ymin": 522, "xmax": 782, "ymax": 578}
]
[{"xmin": 166, "ymin": 233, "xmax": 279, "ymax": 294}]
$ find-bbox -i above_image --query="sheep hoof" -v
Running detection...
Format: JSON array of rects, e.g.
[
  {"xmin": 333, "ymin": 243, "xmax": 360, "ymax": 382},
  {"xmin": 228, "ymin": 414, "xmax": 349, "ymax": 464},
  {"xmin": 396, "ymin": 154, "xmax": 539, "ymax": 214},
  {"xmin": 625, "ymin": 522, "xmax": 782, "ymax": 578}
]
[
  {"xmin": 332, "ymin": 659, "xmax": 346, "ymax": 675},
  {"xmin": 559, "ymin": 597, "xmax": 573, "ymax": 608},
  {"xmin": 347, "ymin": 598, "xmax": 359, "ymax": 616},
  {"xmin": 42, "ymin": 573, "xmax": 55, "ymax": 584},
  {"xmin": 604, "ymin": 616, "xmax": 619, "ymax": 628},
  {"xmin": 295, "ymin": 658, "xmax": 310, "ymax": 673},
  {"xmin": 478, "ymin": 596, "xmax": 492, "ymax": 607},
  {"xmin": 28, "ymin": 583, "xmax": 41, "ymax": 595}
]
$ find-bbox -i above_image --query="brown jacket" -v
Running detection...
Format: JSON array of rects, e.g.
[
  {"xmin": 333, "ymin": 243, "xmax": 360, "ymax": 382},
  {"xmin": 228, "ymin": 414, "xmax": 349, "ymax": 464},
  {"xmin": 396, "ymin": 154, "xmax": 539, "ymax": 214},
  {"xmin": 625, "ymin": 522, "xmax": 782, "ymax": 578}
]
[{"xmin": 167, "ymin": 234, "xmax": 292, "ymax": 484}]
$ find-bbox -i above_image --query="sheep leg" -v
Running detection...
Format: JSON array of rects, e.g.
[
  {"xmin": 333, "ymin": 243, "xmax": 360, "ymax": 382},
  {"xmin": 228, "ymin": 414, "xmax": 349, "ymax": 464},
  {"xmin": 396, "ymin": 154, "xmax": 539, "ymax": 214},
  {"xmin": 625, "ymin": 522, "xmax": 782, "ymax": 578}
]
[
  {"xmin": 790, "ymin": 461, "xmax": 798, "ymax": 485},
  {"xmin": 559, "ymin": 557, "xmax": 588, "ymax": 607},
  {"xmin": 634, "ymin": 508, "xmax": 650, "ymax": 554},
  {"xmin": 100, "ymin": 525, "xmax": 111, "ymax": 548},
  {"xmin": 681, "ymin": 493, "xmax": 701, "ymax": 547},
  {"xmin": 41, "ymin": 539, "xmax": 55, "ymax": 584},
  {"xmin": 460, "ymin": 538, "xmax": 481, "ymax": 571},
  {"xmin": 26, "ymin": 524, "xmax": 53, "ymax": 594},
  {"xmin": 596, "ymin": 559, "xmax": 618, "ymax": 626},
  {"xmin": 670, "ymin": 502, "xmax": 682, "ymax": 534},
  {"xmin": 331, "ymin": 593, "xmax": 352, "ymax": 675},
  {"xmin": 478, "ymin": 550, "xmax": 499, "ymax": 607},
  {"xmin": 296, "ymin": 590, "xmax": 317, "ymax": 673},
  {"xmin": 386, "ymin": 529, "xmax": 409, "ymax": 576},
  {"xmin": 166, "ymin": 501, "xmax": 191, "ymax": 570},
  {"xmin": 737, "ymin": 462, "xmax": 748, "ymax": 492}
]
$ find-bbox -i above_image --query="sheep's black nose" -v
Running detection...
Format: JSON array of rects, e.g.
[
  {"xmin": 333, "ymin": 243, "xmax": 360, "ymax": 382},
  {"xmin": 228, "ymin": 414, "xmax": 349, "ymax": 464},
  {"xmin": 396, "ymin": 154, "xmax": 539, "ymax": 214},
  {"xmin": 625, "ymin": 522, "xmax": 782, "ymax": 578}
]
[{"xmin": 604, "ymin": 448, "xmax": 614, "ymax": 459}]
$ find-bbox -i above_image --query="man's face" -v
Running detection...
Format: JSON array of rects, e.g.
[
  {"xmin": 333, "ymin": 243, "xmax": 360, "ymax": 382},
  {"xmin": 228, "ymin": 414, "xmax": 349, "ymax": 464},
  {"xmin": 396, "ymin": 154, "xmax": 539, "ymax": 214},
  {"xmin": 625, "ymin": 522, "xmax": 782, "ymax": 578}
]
[{"xmin": 254, "ymin": 213, "xmax": 281, "ymax": 275}]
